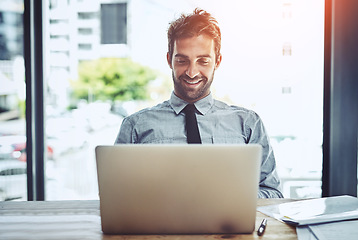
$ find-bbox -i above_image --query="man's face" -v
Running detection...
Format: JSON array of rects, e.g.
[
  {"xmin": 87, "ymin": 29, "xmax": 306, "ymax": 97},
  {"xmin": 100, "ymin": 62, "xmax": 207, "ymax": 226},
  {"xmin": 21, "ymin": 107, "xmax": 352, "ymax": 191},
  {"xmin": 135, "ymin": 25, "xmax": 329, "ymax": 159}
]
[{"xmin": 167, "ymin": 35, "xmax": 222, "ymax": 103}]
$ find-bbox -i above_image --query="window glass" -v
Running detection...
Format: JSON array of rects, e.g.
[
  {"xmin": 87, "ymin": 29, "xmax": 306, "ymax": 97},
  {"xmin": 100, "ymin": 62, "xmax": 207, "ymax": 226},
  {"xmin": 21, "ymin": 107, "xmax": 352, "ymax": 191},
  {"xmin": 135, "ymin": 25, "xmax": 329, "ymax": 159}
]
[
  {"xmin": 101, "ymin": 3, "xmax": 127, "ymax": 44},
  {"xmin": 41, "ymin": 0, "xmax": 324, "ymax": 200},
  {"xmin": 0, "ymin": 0, "xmax": 26, "ymax": 201}
]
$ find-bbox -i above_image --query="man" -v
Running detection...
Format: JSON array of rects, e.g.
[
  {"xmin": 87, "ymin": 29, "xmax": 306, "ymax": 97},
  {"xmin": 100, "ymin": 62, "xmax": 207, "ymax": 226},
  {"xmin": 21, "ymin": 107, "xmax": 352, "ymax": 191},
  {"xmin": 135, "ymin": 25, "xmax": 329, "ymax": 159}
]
[{"xmin": 115, "ymin": 8, "xmax": 283, "ymax": 198}]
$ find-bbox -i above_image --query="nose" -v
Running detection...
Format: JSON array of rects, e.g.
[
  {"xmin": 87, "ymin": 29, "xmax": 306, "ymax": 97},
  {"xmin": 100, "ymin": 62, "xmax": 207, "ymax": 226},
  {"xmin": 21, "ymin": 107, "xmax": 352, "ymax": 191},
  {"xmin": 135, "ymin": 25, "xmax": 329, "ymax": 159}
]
[{"xmin": 185, "ymin": 63, "xmax": 200, "ymax": 79}]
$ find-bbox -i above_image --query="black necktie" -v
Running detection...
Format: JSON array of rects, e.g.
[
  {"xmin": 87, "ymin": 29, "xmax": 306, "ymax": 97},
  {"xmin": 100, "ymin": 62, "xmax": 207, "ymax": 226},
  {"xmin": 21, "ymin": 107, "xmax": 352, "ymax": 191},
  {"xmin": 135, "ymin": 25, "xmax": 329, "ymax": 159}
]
[{"xmin": 183, "ymin": 104, "xmax": 202, "ymax": 144}]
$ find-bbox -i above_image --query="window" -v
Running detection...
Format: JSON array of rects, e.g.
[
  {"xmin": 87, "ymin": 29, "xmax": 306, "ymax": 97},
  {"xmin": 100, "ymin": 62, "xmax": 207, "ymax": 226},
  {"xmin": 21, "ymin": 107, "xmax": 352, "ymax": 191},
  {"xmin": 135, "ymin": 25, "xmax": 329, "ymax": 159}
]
[
  {"xmin": 78, "ymin": 43, "xmax": 92, "ymax": 50},
  {"xmin": 101, "ymin": 3, "xmax": 127, "ymax": 44},
  {"xmin": 282, "ymin": 86, "xmax": 292, "ymax": 94},
  {"xmin": 45, "ymin": 0, "xmax": 325, "ymax": 200},
  {"xmin": 0, "ymin": 0, "xmax": 26, "ymax": 200},
  {"xmin": 282, "ymin": 2, "xmax": 292, "ymax": 19},
  {"xmin": 78, "ymin": 12, "xmax": 98, "ymax": 20},
  {"xmin": 12, "ymin": 0, "xmax": 355, "ymax": 201},
  {"xmin": 0, "ymin": 11, "xmax": 23, "ymax": 60},
  {"xmin": 282, "ymin": 42, "xmax": 292, "ymax": 56},
  {"xmin": 78, "ymin": 28, "xmax": 93, "ymax": 35}
]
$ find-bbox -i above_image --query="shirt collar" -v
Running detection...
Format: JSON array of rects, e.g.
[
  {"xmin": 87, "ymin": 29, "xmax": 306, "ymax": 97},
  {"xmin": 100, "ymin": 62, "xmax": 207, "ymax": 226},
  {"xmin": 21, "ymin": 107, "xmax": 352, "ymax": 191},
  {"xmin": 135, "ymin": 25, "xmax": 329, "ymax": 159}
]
[{"xmin": 169, "ymin": 92, "xmax": 214, "ymax": 115}]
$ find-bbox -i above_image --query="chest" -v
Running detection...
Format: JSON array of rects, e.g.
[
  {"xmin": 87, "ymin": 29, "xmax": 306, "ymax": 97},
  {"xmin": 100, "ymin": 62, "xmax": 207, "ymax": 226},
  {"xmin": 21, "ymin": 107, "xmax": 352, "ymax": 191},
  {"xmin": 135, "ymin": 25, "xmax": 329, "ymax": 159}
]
[{"xmin": 134, "ymin": 112, "xmax": 248, "ymax": 144}]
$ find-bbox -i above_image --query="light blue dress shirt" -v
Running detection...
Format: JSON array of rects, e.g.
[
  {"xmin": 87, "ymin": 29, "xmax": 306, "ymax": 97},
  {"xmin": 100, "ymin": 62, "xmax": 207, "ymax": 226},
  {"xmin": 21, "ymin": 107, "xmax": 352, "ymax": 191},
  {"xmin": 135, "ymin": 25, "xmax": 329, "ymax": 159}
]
[{"xmin": 115, "ymin": 92, "xmax": 283, "ymax": 198}]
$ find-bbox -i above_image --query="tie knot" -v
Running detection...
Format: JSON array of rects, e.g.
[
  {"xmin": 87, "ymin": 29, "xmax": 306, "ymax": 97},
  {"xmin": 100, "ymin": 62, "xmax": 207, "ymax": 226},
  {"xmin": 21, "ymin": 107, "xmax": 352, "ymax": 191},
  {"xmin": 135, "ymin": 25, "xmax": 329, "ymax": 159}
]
[{"xmin": 183, "ymin": 104, "xmax": 196, "ymax": 114}]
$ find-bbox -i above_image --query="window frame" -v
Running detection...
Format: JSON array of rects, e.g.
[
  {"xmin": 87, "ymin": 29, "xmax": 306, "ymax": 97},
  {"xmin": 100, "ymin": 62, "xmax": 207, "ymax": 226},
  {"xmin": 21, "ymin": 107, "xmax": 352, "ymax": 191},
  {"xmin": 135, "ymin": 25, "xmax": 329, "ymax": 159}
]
[
  {"xmin": 322, "ymin": 0, "xmax": 358, "ymax": 197},
  {"xmin": 24, "ymin": 0, "xmax": 45, "ymax": 201}
]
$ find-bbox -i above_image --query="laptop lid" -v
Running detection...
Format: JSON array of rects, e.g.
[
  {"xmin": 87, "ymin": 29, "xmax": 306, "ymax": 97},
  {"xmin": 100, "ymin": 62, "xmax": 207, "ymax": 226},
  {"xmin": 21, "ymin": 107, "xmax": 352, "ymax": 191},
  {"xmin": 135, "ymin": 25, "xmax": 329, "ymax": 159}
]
[{"xmin": 95, "ymin": 144, "xmax": 261, "ymax": 234}]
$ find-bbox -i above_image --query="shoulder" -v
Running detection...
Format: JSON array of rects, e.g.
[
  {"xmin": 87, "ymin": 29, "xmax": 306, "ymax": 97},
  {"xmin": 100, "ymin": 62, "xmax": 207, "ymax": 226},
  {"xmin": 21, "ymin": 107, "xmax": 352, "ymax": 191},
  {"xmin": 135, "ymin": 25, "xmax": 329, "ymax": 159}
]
[
  {"xmin": 122, "ymin": 100, "xmax": 172, "ymax": 123},
  {"xmin": 212, "ymin": 99, "xmax": 260, "ymax": 119}
]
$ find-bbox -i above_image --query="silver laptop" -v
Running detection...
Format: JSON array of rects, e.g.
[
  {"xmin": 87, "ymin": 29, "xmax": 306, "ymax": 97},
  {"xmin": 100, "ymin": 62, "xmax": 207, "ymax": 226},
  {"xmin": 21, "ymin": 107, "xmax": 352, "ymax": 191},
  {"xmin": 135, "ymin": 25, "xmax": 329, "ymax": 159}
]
[{"xmin": 95, "ymin": 144, "xmax": 262, "ymax": 235}]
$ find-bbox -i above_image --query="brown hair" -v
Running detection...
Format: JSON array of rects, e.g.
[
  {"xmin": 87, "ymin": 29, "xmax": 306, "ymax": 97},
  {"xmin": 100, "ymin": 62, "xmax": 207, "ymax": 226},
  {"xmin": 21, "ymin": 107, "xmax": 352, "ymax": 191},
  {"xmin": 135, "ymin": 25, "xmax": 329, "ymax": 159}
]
[{"xmin": 167, "ymin": 8, "xmax": 221, "ymax": 62}]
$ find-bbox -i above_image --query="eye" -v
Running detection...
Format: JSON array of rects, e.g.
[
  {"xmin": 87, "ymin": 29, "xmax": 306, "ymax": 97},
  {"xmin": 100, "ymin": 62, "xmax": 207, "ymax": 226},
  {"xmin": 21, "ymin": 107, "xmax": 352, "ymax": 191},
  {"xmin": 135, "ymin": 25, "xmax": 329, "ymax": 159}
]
[
  {"xmin": 198, "ymin": 58, "xmax": 211, "ymax": 65},
  {"xmin": 198, "ymin": 59, "xmax": 209, "ymax": 65},
  {"xmin": 175, "ymin": 59, "xmax": 188, "ymax": 65}
]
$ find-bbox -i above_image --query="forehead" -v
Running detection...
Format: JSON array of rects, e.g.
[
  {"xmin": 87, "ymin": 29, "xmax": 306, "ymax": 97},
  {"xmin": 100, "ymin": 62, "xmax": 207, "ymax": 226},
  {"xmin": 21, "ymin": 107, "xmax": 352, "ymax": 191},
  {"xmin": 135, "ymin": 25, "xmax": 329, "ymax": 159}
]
[{"xmin": 173, "ymin": 35, "xmax": 216, "ymax": 57}]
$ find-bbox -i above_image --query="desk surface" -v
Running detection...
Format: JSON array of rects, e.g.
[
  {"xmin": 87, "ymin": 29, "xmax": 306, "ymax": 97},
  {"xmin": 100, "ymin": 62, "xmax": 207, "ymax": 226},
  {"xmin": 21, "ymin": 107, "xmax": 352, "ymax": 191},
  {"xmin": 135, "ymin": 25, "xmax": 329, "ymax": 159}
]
[{"xmin": 0, "ymin": 199, "xmax": 296, "ymax": 240}]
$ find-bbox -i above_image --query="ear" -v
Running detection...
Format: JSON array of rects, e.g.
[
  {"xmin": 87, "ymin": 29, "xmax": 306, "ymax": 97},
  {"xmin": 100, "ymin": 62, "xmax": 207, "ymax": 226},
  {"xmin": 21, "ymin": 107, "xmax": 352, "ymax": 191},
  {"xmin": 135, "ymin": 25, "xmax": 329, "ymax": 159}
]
[
  {"xmin": 167, "ymin": 52, "xmax": 173, "ymax": 69},
  {"xmin": 215, "ymin": 54, "xmax": 222, "ymax": 70}
]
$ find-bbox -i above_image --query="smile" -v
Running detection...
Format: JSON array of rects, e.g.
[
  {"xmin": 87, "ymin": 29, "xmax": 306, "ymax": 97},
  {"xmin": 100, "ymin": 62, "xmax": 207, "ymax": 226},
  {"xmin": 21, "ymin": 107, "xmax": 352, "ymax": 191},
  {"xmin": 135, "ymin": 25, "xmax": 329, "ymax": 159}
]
[{"xmin": 184, "ymin": 79, "xmax": 202, "ymax": 85}]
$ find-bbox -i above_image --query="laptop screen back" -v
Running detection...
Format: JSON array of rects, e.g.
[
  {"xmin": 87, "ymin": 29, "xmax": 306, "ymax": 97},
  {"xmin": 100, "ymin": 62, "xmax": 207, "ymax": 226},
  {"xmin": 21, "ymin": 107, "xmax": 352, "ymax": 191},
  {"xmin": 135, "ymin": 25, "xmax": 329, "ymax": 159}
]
[{"xmin": 95, "ymin": 144, "xmax": 261, "ymax": 234}]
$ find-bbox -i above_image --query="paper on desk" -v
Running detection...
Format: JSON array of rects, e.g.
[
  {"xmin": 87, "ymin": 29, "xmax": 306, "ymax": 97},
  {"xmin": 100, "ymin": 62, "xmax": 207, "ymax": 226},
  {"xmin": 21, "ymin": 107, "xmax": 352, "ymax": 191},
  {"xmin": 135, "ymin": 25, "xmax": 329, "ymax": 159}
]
[
  {"xmin": 296, "ymin": 220, "xmax": 358, "ymax": 240},
  {"xmin": 308, "ymin": 219, "xmax": 358, "ymax": 240},
  {"xmin": 257, "ymin": 195, "xmax": 358, "ymax": 226},
  {"xmin": 296, "ymin": 226, "xmax": 318, "ymax": 240}
]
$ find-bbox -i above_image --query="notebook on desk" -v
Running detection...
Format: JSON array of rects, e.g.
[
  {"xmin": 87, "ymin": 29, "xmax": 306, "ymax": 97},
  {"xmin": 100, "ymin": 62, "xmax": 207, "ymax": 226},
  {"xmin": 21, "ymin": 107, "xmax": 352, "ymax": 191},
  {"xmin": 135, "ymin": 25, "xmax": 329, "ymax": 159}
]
[{"xmin": 95, "ymin": 144, "xmax": 262, "ymax": 235}]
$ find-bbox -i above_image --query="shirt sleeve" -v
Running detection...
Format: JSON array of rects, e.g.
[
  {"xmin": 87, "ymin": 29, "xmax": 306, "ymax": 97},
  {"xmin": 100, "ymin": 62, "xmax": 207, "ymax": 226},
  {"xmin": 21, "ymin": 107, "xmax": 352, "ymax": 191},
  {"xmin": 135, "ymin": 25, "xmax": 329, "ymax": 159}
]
[
  {"xmin": 246, "ymin": 112, "xmax": 284, "ymax": 198},
  {"xmin": 115, "ymin": 117, "xmax": 135, "ymax": 144}
]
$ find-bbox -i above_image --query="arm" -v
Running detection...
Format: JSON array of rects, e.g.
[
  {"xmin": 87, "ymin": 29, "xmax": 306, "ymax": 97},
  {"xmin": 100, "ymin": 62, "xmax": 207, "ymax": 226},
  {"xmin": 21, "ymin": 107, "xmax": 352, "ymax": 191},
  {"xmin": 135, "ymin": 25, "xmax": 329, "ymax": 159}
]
[
  {"xmin": 115, "ymin": 117, "xmax": 135, "ymax": 144},
  {"xmin": 247, "ymin": 113, "xmax": 284, "ymax": 198}
]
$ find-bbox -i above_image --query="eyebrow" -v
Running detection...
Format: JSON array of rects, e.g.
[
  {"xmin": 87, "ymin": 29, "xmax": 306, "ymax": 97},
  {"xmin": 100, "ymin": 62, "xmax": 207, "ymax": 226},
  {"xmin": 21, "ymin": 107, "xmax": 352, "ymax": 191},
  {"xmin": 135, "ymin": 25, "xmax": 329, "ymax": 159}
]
[{"xmin": 174, "ymin": 54, "xmax": 212, "ymax": 59}]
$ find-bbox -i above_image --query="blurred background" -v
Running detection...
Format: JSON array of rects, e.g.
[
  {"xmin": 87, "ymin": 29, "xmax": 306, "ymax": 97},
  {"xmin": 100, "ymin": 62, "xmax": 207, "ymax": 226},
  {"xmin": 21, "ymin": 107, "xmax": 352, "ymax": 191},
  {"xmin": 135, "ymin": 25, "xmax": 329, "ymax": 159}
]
[{"xmin": 0, "ymin": 0, "xmax": 324, "ymax": 200}]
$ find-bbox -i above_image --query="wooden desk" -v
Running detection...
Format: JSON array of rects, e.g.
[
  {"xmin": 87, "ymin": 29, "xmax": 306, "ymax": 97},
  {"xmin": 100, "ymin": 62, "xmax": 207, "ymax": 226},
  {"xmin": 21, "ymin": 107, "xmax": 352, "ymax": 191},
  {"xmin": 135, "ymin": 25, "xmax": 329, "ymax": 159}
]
[{"xmin": 0, "ymin": 199, "xmax": 296, "ymax": 240}]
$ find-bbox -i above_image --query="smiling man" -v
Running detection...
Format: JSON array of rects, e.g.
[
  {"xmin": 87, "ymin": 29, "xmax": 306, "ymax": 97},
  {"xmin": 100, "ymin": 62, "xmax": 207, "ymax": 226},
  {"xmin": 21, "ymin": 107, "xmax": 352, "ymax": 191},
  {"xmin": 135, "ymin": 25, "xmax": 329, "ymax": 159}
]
[{"xmin": 115, "ymin": 8, "xmax": 283, "ymax": 198}]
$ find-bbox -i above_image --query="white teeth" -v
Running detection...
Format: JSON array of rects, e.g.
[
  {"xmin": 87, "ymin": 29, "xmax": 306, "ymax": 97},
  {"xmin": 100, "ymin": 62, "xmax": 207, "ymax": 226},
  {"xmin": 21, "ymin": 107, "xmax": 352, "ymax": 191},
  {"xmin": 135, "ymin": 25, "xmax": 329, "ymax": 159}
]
[{"xmin": 185, "ymin": 80, "xmax": 201, "ymax": 84}]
